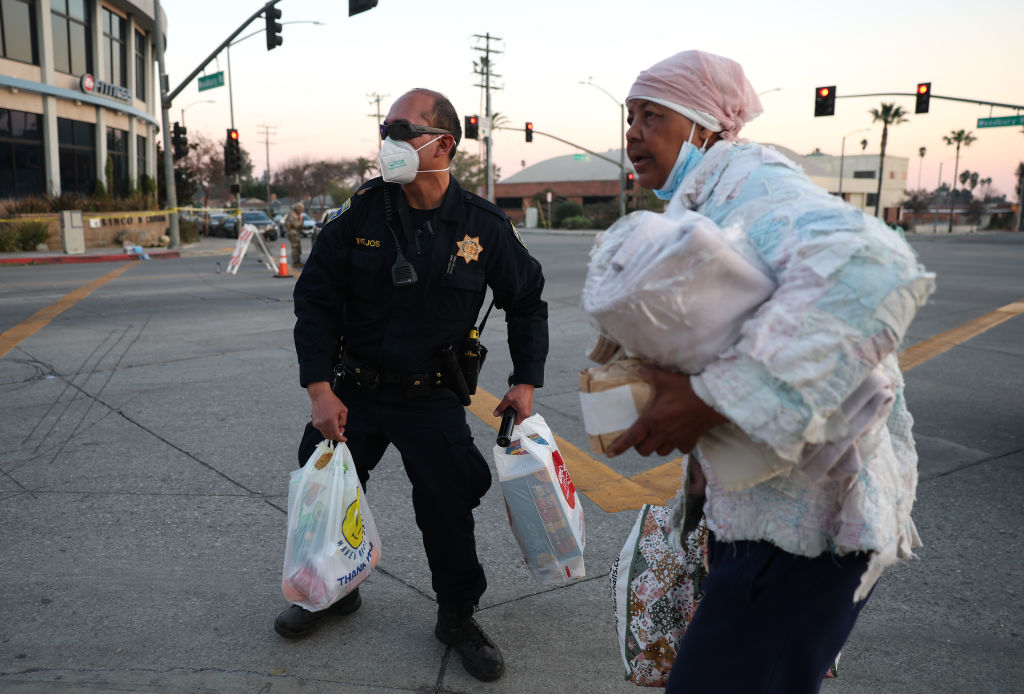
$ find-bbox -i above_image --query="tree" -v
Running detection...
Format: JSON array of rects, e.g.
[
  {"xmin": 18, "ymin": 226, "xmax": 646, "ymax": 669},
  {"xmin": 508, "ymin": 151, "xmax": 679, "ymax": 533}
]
[
  {"xmin": 917, "ymin": 146, "xmax": 926, "ymax": 188},
  {"xmin": 902, "ymin": 188, "xmax": 932, "ymax": 226},
  {"xmin": 859, "ymin": 138, "xmax": 868, "ymax": 152},
  {"xmin": 942, "ymin": 129, "xmax": 977, "ymax": 233},
  {"xmin": 959, "ymin": 169, "xmax": 972, "ymax": 190},
  {"xmin": 353, "ymin": 156, "xmax": 376, "ymax": 185},
  {"xmin": 450, "ymin": 152, "xmax": 498, "ymax": 194},
  {"xmin": 868, "ymin": 102, "xmax": 908, "ymax": 217}
]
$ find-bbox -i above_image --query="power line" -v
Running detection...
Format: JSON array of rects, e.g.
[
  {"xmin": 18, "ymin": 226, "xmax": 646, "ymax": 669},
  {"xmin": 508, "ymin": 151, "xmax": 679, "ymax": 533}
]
[
  {"xmin": 367, "ymin": 92, "xmax": 389, "ymax": 149},
  {"xmin": 471, "ymin": 33, "xmax": 503, "ymax": 202}
]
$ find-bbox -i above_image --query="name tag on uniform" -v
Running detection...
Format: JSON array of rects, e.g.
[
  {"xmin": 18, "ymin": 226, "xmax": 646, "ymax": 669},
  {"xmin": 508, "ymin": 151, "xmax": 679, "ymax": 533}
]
[{"xmin": 356, "ymin": 237, "xmax": 381, "ymax": 248}]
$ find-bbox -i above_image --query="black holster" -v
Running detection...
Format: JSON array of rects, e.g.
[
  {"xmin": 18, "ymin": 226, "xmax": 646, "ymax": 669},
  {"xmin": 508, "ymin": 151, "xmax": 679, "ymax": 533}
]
[
  {"xmin": 459, "ymin": 334, "xmax": 488, "ymax": 396},
  {"xmin": 442, "ymin": 345, "xmax": 472, "ymax": 406}
]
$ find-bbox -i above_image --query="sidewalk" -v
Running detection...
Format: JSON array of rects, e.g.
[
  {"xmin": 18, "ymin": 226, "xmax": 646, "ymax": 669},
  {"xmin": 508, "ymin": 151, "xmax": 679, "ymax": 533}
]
[{"xmin": 0, "ymin": 236, "xmax": 239, "ymax": 266}]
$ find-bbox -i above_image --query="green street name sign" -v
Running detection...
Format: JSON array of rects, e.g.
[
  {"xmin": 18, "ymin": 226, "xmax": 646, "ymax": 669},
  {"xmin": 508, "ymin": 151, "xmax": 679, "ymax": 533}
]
[
  {"xmin": 198, "ymin": 71, "xmax": 224, "ymax": 92},
  {"xmin": 977, "ymin": 114, "xmax": 1024, "ymax": 128},
  {"xmin": 573, "ymin": 153, "xmax": 590, "ymax": 161}
]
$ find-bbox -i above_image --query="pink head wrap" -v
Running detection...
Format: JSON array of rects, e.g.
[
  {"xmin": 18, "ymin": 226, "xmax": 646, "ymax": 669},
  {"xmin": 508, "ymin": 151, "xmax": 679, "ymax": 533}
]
[{"xmin": 626, "ymin": 50, "xmax": 763, "ymax": 141}]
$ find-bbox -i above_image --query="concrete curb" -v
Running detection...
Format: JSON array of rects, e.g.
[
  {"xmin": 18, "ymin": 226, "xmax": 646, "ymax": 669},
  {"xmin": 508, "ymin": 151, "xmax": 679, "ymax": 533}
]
[{"xmin": 0, "ymin": 249, "xmax": 180, "ymax": 266}]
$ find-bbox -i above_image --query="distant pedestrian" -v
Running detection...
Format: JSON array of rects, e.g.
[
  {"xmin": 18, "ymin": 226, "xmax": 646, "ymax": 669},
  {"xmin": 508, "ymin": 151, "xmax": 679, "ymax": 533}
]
[
  {"xmin": 284, "ymin": 202, "xmax": 305, "ymax": 268},
  {"xmin": 603, "ymin": 50, "xmax": 936, "ymax": 693}
]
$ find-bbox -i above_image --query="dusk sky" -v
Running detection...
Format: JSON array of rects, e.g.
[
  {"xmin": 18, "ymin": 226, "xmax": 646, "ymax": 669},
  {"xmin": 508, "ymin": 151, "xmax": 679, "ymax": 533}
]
[{"xmin": 165, "ymin": 0, "xmax": 1024, "ymax": 199}]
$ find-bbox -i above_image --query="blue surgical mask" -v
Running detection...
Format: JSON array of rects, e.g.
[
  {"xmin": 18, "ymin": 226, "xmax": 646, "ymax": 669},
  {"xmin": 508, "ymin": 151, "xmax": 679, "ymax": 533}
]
[{"xmin": 653, "ymin": 123, "xmax": 709, "ymax": 201}]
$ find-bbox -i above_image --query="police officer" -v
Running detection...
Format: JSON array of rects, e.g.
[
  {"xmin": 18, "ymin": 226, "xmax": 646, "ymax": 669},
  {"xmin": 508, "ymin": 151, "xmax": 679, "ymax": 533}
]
[{"xmin": 278, "ymin": 88, "xmax": 548, "ymax": 683}]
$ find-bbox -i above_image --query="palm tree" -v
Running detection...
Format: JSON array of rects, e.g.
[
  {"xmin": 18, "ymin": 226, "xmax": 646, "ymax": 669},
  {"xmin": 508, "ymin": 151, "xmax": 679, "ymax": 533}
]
[
  {"xmin": 860, "ymin": 138, "xmax": 868, "ymax": 151},
  {"xmin": 868, "ymin": 103, "xmax": 909, "ymax": 218},
  {"xmin": 942, "ymin": 129, "xmax": 977, "ymax": 233},
  {"xmin": 917, "ymin": 147, "xmax": 926, "ymax": 188},
  {"xmin": 353, "ymin": 156, "xmax": 376, "ymax": 185}
]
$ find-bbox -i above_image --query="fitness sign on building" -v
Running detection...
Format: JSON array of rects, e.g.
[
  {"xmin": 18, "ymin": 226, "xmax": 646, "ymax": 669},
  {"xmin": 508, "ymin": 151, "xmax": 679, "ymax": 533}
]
[{"xmin": 79, "ymin": 73, "xmax": 132, "ymax": 103}]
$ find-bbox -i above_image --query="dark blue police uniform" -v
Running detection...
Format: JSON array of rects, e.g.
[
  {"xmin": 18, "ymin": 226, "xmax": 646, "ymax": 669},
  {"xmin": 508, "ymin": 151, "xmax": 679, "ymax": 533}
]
[{"xmin": 292, "ymin": 175, "xmax": 548, "ymax": 610}]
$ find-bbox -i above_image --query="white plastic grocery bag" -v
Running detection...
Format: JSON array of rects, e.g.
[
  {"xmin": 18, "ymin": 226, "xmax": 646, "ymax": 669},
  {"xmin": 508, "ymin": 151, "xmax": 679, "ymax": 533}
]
[
  {"xmin": 492, "ymin": 414, "xmax": 585, "ymax": 585},
  {"xmin": 281, "ymin": 440, "xmax": 381, "ymax": 612}
]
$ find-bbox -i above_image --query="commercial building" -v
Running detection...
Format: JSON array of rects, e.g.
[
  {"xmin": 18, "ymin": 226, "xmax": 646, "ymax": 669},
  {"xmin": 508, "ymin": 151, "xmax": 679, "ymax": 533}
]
[
  {"xmin": 494, "ymin": 145, "xmax": 908, "ymax": 226},
  {"xmin": 494, "ymin": 149, "xmax": 631, "ymax": 225},
  {"xmin": 0, "ymin": 0, "xmax": 163, "ymax": 200}
]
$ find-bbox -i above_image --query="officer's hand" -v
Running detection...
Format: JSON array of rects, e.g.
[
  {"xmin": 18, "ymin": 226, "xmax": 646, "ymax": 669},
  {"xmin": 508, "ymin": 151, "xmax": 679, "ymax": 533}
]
[
  {"xmin": 606, "ymin": 365, "xmax": 727, "ymax": 458},
  {"xmin": 494, "ymin": 384, "xmax": 534, "ymax": 426},
  {"xmin": 308, "ymin": 381, "xmax": 348, "ymax": 442}
]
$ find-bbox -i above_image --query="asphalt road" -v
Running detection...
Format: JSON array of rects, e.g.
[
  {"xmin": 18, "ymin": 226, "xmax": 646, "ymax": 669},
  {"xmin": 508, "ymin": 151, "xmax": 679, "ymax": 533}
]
[{"xmin": 0, "ymin": 231, "xmax": 1021, "ymax": 693}]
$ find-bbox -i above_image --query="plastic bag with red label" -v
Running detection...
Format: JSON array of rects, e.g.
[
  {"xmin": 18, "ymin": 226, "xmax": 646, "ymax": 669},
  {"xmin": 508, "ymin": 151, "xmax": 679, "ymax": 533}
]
[
  {"xmin": 492, "ymin": 414, "xmax": 585, "ymax": 585},
  {"xmin": 281, "ymin": 440, "xmax": 381, "ymax": 612}
]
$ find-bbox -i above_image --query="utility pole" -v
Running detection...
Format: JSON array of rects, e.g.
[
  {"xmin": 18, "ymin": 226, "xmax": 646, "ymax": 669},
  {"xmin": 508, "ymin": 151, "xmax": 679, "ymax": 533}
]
[
  {"xmin": 367, "ymin": 92, "xmax": 388, "ymax": 149},
  {"xmin": 257, "ymin": 123, "xmax": 276, "ymax": 215},
  {"xmin": 153, "ymin": 0, "xmax": 179, "ymax": 248},
  {"xmin": 472, "ymin": 33, "xmax": 503, "ymax": 203}
]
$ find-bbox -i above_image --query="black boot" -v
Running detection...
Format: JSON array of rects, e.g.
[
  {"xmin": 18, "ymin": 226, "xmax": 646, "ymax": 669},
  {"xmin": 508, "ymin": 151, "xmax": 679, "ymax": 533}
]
[
  {"xmin": 274, "ymin": 588, "xmax": 362, "ymax": 639},
  {"xmin": 434, "ymin": 605, "xmax": 505, "ymax": 682}
]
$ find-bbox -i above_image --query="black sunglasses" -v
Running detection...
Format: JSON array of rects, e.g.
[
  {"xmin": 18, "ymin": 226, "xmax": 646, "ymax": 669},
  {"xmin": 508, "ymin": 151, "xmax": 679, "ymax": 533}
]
[{"xmin": 379, "ymin": 122, "xmax": 452, "ymax": 141}]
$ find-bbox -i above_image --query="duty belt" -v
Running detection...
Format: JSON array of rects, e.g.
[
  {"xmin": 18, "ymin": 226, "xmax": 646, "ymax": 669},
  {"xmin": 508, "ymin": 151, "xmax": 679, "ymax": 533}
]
[{"xmin": 340, "ymin": 352, "xmax": 446, "ymax": 399}]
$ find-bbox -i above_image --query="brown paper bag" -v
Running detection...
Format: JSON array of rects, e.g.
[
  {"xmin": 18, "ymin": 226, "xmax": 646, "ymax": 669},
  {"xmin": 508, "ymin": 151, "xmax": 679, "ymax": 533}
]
[{"xmin": 578, "ymin": 359, "xmax": 653, "ymax": 455}]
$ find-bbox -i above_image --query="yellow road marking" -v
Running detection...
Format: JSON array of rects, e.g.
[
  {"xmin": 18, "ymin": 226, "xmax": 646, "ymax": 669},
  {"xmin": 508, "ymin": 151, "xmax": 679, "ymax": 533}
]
[
  {"xmin": 0, "ymin": 264, "xmax": 133, "ymax": 359},
  {"xmin": 900, "ymin": 299, "xmax": 1024, "ymax": 371}
]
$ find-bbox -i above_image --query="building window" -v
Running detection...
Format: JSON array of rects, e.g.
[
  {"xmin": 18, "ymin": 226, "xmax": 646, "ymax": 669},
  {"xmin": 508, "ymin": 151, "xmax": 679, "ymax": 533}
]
[
  {"xmin": 106, "ymin": 126, "xmax": 128, "ymax": 197},
  {"xmin": 496, "ymin": 197, "xmax": 523, "ymax": 208},
  {"xmin": 136, "ymin": 133, "xmax": 146, "ymax": 184},
  {"xmin": 866, "ymin": 193, "xmax": 878, "ymax": 207},
  {"xmin": 102, "ymin": 7, "xmax": 126, "ymax": 88},
  {"xmin": 51, "ymin": 0, "xmax": 90, "ymax": 75},
  {"xmin": 57, "ymin": 117, "xmax": 96, "ymax": 195},
  {"xmin": 853, "ymin": 170, "xmax": 876, "ymax": 179},
  {"xmin": 1, "ymin": 0, "xmax": 39, "ymax": 65},
  {"xmin": 0, "ymin": 108, "xmax": 45, "ymax": 198},
  {"xmin": 134, "ymin": 30, "xmax": 146, "ymax": 97}
]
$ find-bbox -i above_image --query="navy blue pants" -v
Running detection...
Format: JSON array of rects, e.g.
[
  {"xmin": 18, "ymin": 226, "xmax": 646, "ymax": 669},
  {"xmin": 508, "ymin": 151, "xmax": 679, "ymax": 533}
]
[
  {"xmin": 666, "ymin": 532, "xmax": 872, "ymax": 694},
  {"xmin": 298, "ymin": 383, "xmax": 491, "ymax": 609}
]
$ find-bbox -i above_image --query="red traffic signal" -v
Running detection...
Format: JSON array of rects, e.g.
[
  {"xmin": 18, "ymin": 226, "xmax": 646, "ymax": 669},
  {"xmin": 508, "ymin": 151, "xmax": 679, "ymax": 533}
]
[
  {"xmin": 525, "ymin": 121, "xmax": 533, "ymax": 143},
  {"xmin": 464, "ymin": 115, "xmax": 479, "ymax": 140},
  {"xmin": 814, "ymin": 85, "xmax": 836, "ymax": 117},
  {"xmin": 228, "ymin": 128, "xmax": 239, "ymax": 140},
  {"xmin": 915, "ymin": 82, "xmax": 931, "ymax": 114},
  {"xmin": 624, "ymin": 171, "xmax": 635, "ymax": 190}
]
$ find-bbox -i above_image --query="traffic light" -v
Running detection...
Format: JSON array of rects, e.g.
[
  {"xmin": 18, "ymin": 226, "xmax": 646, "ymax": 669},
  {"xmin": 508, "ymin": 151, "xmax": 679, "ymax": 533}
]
[
  {"xmin": 525, "ymin": 122, "xmax": 533, "ymax": 143},
  {"xmin": 265, "ymin": 6, "xmax": 282, "ymax": 50},
  {"xmin": 349, "ymin": 0, "xmax": 377, "ymax": 16},
  {"xmin": 465, "ymin": 115, "xmax": 479, "ymax": 140},
  {"xmin": 814, "ymin": 85, "xmax": 836, "ymax": 117},
  {"xmin": 171, "ymin": 122, "xmax": 188, "ymax": 159},
  {"xmin": 224, "ymin": 128, "xmax": 241, "ymax": 176},
  {"xmin": 624, "ymin": 171, "xmax": 635, "ymax": 190},
  {"xmin": 915, "ymin": 82, "xmax": 931, "ymax": 114}
]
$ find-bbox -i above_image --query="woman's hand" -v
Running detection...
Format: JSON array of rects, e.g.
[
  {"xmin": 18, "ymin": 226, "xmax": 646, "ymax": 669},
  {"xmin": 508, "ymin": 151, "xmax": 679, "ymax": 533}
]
[
  {"xmin": 606, "ymin": 365, "xmax": 727, "ymax": 458},
  {"xmin": 308, "ymin": 381, "xmax": 348, "ymax": 442}
]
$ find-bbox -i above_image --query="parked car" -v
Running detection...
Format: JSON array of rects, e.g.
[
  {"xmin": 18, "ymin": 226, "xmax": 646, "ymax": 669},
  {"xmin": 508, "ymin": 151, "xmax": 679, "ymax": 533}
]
[
  {"xmin": 233, "ymin": 210, "xmax": 278, "ymax": 240},
  {"xmin": 300, "ymin": 213, "xmax": 316, "ymax": 237},
  {"xmin": 203, "ymin": 212, "xmax": 228, "ymax": 236}
]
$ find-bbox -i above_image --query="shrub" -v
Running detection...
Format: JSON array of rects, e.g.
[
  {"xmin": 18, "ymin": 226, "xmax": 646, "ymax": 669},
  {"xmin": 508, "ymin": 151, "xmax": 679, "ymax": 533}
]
[
  {"xmin": 553, "ymin": 200, "xmax": 583, "ymax": 227},
  {"xmin": 561, "ymin": 215, "xmax": 594, "ymax": 230},
  {"xmin": 0, "ymin": 223, "xmax": 17, "ymax": 252},
  {"xmin": 179, "ymin": 218, "xmax": 200, "ymax": 244},
  {"xmin": 4, "ymin": 221, "xmax": 50, "ymax": 250}
]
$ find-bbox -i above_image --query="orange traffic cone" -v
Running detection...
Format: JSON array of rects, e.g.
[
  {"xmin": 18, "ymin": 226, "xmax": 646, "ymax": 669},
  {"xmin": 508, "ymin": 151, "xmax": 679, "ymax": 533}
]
[{"xmin": 275, "ymin": 242, "xmax": 290, "ymax": 278}]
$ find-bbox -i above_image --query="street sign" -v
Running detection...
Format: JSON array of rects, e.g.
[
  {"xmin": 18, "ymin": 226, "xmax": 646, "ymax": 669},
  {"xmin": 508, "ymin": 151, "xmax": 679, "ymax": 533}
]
[
  {"xmin": 573, "ymin": 153, "xmax": 590, "ymax": 161},
  {"xmin": 977, "ymin": 114, "xmax": 1024, "ymax": 128},
  {"xmin": 198, "ymin": 71, "xmax": 224, "ymax": 92}
]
